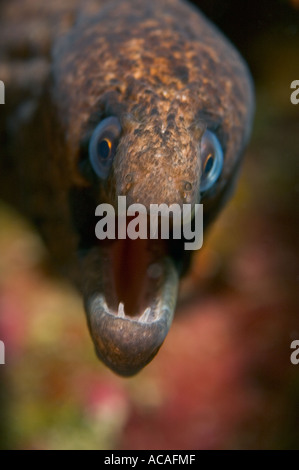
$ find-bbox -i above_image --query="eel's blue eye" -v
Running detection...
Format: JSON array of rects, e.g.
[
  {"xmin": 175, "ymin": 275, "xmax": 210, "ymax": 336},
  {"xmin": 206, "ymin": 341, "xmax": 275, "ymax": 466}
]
[
  {"xmin": 89, "ymin": 116, "xmax": 121, "ymax": 179},
  {"xmin": 200, "ymin": 129, "xmax": 224, "ymax": 193}
]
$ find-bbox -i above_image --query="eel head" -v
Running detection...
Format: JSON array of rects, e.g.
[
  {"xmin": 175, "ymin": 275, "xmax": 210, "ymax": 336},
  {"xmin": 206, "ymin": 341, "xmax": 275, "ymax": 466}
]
[{"xmin": 43, "ymin": 1, "xmax": 254, "ymax": 376}]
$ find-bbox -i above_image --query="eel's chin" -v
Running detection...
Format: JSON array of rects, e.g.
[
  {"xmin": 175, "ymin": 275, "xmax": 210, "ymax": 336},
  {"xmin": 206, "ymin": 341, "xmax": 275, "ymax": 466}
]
[{"xmin": 80, "ymin": 240, "xmax": 179, "ymax": 376}]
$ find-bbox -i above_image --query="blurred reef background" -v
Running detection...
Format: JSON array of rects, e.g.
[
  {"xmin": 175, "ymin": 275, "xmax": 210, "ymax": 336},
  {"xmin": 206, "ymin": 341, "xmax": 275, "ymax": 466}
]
[{"xmin": 0, "ymin": 0, "xmax": 298, "ymax": 450}]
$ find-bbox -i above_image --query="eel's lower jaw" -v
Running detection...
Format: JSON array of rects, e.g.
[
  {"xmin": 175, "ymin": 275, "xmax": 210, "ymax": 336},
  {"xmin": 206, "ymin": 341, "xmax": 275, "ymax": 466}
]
[{"xmin": 80, "ymin": 246, "xmax": 179, "ymax": 376}]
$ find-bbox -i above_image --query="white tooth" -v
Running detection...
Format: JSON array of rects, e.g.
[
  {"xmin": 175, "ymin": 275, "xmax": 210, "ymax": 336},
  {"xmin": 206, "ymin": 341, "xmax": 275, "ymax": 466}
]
[
  {"xmin": 118, "ymin": 302, "xmax": 125, "ymax": 318},
  {"xmin": 139, "ymin": 307, "xmax": 151, "ymax": 323}
]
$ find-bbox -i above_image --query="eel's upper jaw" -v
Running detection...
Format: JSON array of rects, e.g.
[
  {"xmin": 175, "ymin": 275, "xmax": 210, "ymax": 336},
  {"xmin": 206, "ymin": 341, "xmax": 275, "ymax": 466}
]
[{"xmin": 81, "ymin": 246, "xmax": 179, "ymax": 376}]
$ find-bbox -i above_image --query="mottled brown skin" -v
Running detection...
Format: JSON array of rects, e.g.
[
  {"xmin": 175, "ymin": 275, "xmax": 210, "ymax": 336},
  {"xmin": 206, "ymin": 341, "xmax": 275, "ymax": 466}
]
[{"xmin": 0, "ymin": 0, "xmax": 254, "ymax": 375}]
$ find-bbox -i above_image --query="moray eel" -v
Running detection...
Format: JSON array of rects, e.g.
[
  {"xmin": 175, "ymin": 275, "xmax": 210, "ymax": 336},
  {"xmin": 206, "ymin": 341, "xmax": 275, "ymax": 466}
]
[{"xmin": 0, "ymin": 0, "xmax": 254, "ymax": 376}]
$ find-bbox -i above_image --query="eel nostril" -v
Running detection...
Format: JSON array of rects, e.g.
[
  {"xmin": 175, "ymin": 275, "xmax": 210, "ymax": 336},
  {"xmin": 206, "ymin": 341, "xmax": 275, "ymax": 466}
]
[
  {"xmin": 125, "ymin": 173, "xmax": 133, "ymax": 183},
  {"xmin": 183, "ymin": 181, "xmax": 192, "ymax": 192}
]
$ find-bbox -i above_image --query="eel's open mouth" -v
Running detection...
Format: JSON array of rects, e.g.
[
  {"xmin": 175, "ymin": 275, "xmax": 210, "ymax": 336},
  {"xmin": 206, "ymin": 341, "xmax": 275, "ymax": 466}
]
[{"xmin": 79, "ymin": 216, "xmax": 192, "ymax": 376}]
